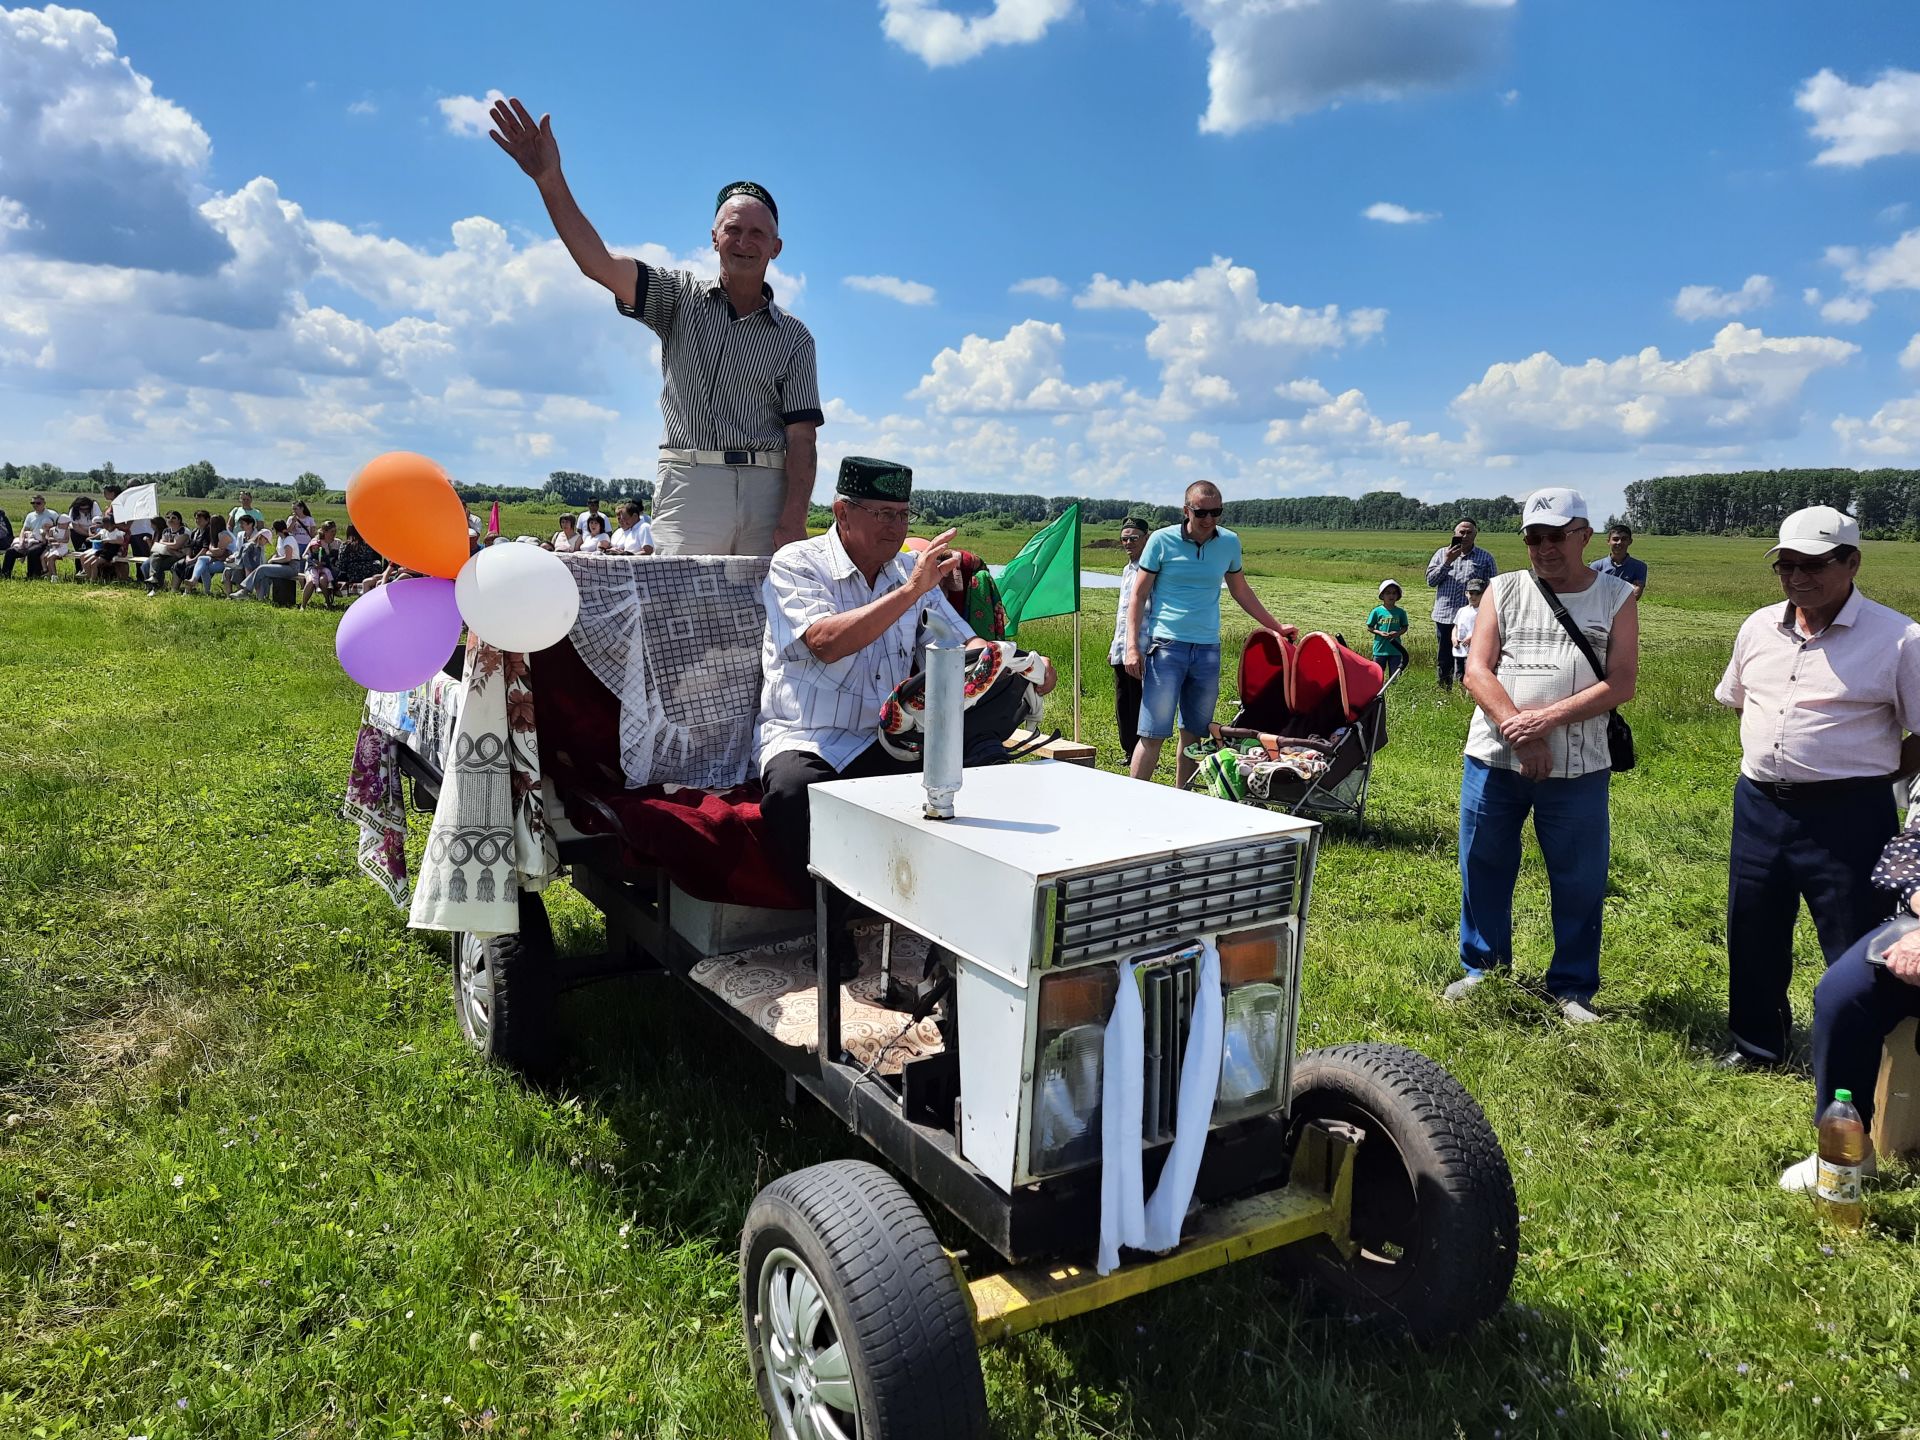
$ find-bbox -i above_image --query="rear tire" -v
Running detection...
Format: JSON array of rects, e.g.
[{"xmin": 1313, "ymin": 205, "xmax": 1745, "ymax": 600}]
[
  {"xmin": 741, "ymin": 1159, "xmax": 987, "ymax": 1440},
  {"xmin": 452, "ymin": 891, "xmax": 559, "ymax": 1077},
  {"xmin": 1287, "ymin": 1042, "xmax": 1517, "ymax": 1340}
]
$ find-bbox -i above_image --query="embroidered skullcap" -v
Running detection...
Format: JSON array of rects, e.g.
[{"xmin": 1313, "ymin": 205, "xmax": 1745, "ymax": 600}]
[
  {"xmin": 715, "ymin": 181, "xmax": 778, "ymax": 224},
  {"xmin": 837, "ymin": 456, "xmax": 913, "ymax": 502}
]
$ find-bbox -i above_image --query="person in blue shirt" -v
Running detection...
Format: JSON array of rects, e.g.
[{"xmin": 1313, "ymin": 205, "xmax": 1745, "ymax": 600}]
[
  {"xmin": 1123, "ymin": 481, "xmax": 1295, "ymax": 789},
  {"xmin": 1590, "ymin": 523, "xmax": 1648, "ymax": 598}
]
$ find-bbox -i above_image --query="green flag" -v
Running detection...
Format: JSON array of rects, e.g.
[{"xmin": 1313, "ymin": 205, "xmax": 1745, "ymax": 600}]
[{"xmin": 998, "ymin": 504, "xmax": 1080, "ymax": 636}]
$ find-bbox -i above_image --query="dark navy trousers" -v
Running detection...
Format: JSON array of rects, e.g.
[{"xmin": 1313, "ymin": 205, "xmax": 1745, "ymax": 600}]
[
  {"xmin": 1726, "ymin": 777, "xmax": 1896, "ymax": 1063},
  {"xmin": 1811, "ymin": 932, "xmax": 1920, "ymax": 1129}
]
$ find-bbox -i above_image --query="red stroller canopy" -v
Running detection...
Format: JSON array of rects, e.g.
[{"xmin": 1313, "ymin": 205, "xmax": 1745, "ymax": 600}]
[{"xmin": 1237, "ymin": 630, "xmax": 1384, "ymax": 735}]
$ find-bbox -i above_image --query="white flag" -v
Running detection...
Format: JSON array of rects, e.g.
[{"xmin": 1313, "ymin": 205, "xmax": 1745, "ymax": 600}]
[{"xmin": 113, "ymin": 482, "xmax": 158, "ymax": 521}]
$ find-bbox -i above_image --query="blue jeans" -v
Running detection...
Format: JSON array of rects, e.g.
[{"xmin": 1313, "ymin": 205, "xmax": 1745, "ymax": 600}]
[
  {"xmin": 1137, "ymin": 640, "xmax": 1221, "ymax": 740},
  {"xmin": 1458, "ymin": 755, "xmax": 1612, "ymax": 1002}
]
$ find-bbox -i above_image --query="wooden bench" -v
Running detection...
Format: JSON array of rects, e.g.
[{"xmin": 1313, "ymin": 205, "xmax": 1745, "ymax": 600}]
[
  {"xmin": 1005, "ymin": 728, "xmax": 1097, "ymax": 767},
  {"xmin": 1873, "ymin": 1016, "xmax": 1919, "ymax": 1160}
]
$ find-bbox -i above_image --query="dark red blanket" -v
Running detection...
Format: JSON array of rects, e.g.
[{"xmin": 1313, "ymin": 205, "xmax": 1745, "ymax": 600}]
[{"xmin": 528, "ymin": 639, "xmax": 806, "ymax": 910}]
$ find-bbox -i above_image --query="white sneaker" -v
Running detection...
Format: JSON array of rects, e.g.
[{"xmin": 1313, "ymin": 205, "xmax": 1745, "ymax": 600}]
[
  {"xmin": 1559, "ymin": 998, "xmax": 1602, "ymax": 1026},
  {"xmin": 1443, "ymin": 973, "xmax": 1486, "ymax": 1002},
  {"xmin": 1778, "ymin": 1150, "xmax": 1877, "ymax": 1192}
]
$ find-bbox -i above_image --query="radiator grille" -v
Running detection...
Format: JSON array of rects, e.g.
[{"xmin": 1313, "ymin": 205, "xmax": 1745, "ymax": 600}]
[
  {"xmin": 1050, "ymin": 837, "xmax": 1301, "ymax": 966},
  {"xmin": 1138, "ymin": 949, "xmax": 1198, "ymax": 1143}
]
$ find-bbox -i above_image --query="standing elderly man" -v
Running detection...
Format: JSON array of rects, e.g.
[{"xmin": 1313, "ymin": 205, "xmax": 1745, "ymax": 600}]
[
  {"xmin": 1123, "ymin": 482, "xmax": 1294, "ymax": 790},
  {"xmin": 1452, "ymin": 488, "xmax": 1638, "ymax": 1024},
  {"xmin": 1715, "ymin": 506, "xmax": 1920, "ymax": 1068},
  {"xmin": 755, "ymin": 457, "xmax": 1055, "ymax": 897},
  {"xmin": 1108, "ymin": 517, "xmax": 1154, "ymax": 761},
  {"xmin": 489, "ymin": 98, "xmax": 822, "ymax": 556},
  {"xmin": 1426, "ymin": 517, "xmax": 1499, "ymax": 690}
]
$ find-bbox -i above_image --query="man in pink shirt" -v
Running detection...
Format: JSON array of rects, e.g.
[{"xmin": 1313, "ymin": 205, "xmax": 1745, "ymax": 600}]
[{"xmin": 1715, "ymin": 505, "xmax": 1920, "ymax": 1067}]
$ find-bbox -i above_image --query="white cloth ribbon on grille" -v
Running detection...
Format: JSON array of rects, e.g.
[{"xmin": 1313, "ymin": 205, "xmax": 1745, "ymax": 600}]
[
  {"xmin": 561, "ymin": 554, "xmax": 771, "ymax": 790},
  {"xmin": 1096, "ymin": 939, "xmax": 1226, "ymax": 1275}
]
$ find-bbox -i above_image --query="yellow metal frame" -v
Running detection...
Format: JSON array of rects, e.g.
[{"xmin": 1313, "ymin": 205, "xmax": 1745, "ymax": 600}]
[{"xmin": 965, "ymin": 1121, "xmax": 1359, "ymax": 1344}]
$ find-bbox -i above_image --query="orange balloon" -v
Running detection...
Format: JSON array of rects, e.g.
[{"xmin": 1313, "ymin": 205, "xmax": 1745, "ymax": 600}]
[{"xmin": 347, "ymin": 452, "xmax": 470, "ymax": 579}]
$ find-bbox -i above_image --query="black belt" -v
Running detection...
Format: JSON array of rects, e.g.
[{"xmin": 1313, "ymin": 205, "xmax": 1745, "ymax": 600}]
[{"xmin": 1745, "ymin": 774, "xmax": 1898, "ymax": 800}]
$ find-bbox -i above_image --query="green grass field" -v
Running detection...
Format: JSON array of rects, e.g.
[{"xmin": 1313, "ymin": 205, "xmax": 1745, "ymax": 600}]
[{"xmin": 2, "ymin": 521, "xmax": 1918, "ymax": 1439}]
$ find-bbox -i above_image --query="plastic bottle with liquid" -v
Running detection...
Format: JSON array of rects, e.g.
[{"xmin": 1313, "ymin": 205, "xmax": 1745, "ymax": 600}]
[{"xmin": 1816, "ymin": 1089, "xmax": 1867, "ymax": 1229}]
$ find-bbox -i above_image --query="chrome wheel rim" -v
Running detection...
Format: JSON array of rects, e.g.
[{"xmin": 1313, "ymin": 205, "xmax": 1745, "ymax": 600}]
[
  {"xmin": 455, "ymin": 934, "xmax": 492, "ymax": 1044},
  {"xmin": 756, "ymin": 1246, "xmax": 858, "ymax": 1440}
]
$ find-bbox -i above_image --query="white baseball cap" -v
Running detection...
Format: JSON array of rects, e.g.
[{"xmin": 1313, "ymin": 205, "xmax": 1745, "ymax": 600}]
[
  {"xmin": 1378, "ymin": 578, "xmax": 1402, "ymax": 596},
  {"xmin": 1521, "ymin": 487, "xmax": 1589, "ymax": 529},
  {"xmin": 1765, "ymin": 505, "xmax": 1859, "ymax": 558}
]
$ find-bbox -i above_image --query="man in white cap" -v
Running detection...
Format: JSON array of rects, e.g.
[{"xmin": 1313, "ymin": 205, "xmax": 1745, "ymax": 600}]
[
  {"xmin": 1452, "ymin": 487, "xmax": 1638, "ymax": 1024},
  {"xmin": 1715, "ymin": 505, "xmax": 1920, "ymax": 1068}
]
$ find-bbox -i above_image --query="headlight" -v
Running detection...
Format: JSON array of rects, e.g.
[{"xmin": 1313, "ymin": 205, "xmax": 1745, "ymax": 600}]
[
  {"xmin": 1027, "ymin": 967, "xmax": 1118, "ymax": 1176},
  {"xmin": 1213, "ymin": 982, "xmax": 1287, "ymax": 1122}
]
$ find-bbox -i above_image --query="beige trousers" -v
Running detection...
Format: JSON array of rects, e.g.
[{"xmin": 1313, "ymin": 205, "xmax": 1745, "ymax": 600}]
[{"xmin": 652, "ymin": 457, "xmax": 788, "ymax": 557}]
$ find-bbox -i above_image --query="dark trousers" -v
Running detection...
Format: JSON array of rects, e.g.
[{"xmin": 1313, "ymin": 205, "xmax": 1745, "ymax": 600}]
[
  {"xmin": 2, "ymin": 543, "xmax": 44, "ymax": 579},
  {"xmin": 1811, "ymin": 930, "xmax": 1920, "ymax": 1130},
  {"xmin": 1433, "ymin": 622, "xmax": 1464, "ymax": 686},
  {"xmin": 1726, "ymin": 777, "xmax": 1897, "ymax": 1063},
  {"xmin": 1112, "ymin": 662, "xmax": 1142, "ymax": 759},
  {"xmin": 761, "ymin": 743, "xmax": 920, "ymax": 898}
]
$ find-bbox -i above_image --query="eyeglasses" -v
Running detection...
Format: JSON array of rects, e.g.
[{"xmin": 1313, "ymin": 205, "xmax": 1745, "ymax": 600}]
[
  {"xmin": 1771, "ymin": 554, "xmax": 1843, "ymax": 576},
  {"xmin": 1188, "ymin": 506, "xmax": 1224, "ymax": 519},
  {"xmin": 844, "ymin": 500, "xmax": 913, "ymax": 527},
  {"xmin": 1523, "ymin": 525, "xmax": 1585, "ymax": 545}
]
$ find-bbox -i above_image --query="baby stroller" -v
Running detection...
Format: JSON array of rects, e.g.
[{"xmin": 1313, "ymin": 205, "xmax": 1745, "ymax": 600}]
[{"xmin": 1186, "ymin": 630, "xmax": 1396, "ymax": 823}]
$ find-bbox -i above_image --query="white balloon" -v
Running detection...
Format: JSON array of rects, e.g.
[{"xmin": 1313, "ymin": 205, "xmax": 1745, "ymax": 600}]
[{"xmin": 454, "ymin": 543, "xmax": 581, "ymax": 653}]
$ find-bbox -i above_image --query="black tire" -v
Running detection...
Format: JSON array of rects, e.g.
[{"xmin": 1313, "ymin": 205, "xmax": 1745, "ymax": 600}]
[
  {"xmin": 740, "ymin": 1159, "xmax": 987, "ymax": 1440},
  {"xmin": 1286, "ymin": 1042, "xmax": 1517, "ymax": 1341},
  {"xmin": 452, "ymin": 891, "xmax": 559, "ymax": 1077}
]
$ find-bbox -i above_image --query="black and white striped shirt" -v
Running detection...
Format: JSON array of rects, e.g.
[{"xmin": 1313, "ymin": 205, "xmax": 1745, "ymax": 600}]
[{"xmin": 618, "ymin": 262, "xmax": 825, "ymax": 451}]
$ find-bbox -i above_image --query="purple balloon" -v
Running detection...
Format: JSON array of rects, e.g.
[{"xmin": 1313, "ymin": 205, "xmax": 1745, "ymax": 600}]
[{"xmin": 335, "ymin": 577, "xmax": 464, "ymax": 693}]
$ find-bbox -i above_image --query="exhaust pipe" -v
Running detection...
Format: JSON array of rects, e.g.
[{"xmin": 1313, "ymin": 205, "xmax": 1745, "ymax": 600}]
[{"xmin": 920, "ymin": 610, "xmax": 966, "ymax": 820}]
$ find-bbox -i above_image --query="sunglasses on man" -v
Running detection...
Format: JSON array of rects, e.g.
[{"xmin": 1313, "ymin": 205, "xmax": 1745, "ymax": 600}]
[
  {"xmin": 1187, "ymin": 506, "xmax": 1224, "ymax": 519},
  {"xmin": 1770, "ymin": 554, "xmax": 1844, "ymax": 576}
]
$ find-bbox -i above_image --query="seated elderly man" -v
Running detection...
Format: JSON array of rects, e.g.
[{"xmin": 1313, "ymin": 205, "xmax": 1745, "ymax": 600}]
[{"xmin": 755, "ymin": 456, "xmax": 1053, "ymax": 898}]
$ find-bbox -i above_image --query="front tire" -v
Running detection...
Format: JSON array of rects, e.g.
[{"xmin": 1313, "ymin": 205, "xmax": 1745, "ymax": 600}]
[
  {"xmin": 1287, "ymin": 1043, "xmax": 1518, "ymax": 1340},
  {"xmin": 452, "ymin": 891, "xmax": 559, "ymax": 1076},
  {"xmin": 740, "ymin": 1160, "xmax": 986, "ymax": 1440}
]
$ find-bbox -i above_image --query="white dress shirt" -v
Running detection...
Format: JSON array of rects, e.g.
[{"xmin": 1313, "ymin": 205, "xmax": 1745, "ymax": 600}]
[
  {"xmin": 610, "ymin": 522, "xmax": 653, "ymax": 555},
  {"xmin": 755, "ymin": 525, "xmax": 974, "ymax": 775},
  {"xmin": 1716, "ymin": 588, "xmax": 1920, "ymax": 782}
]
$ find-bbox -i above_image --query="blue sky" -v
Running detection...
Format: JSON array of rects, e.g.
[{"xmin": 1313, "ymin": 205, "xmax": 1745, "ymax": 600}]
[{"xmin": 1, "ymin": 2, "xmax": 1917, "ymax": 515}]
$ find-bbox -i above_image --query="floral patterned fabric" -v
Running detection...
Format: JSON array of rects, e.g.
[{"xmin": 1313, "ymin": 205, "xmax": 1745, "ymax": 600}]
[
  {"xmin": 343, "ymin": 723, "xmax": 409, "ymax": 905},
  {"xmin": 408, "ymin": 637, "xmax": 559, "ymax": 938}
]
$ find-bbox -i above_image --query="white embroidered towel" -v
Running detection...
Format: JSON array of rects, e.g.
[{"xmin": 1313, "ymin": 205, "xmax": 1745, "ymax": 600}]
[{"xmin": 1143, "ymin": 938, "xmax": 1224, "ymax": 1250}]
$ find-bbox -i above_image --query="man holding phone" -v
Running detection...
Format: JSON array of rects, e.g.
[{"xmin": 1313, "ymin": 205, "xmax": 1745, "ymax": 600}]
[{"xmin": 1426, "ymin": 517, "xmax": 1499, "ymax": 690}]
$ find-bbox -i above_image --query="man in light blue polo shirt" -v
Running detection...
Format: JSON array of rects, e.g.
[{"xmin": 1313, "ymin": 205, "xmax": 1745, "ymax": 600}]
[{"xmin": 1123, "ymin": 481, "xmax": 1294, "ymax": 788}]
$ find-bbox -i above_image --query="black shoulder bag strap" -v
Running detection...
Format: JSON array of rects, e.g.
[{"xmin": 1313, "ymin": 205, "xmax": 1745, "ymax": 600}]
[{"xmin": 1530, "ymin": 573, "xmax": 1635, "ymax": 772}]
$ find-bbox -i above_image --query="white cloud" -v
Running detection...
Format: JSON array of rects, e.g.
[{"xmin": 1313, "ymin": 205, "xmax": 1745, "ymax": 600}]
[
  {"xmin": 1500, "ymin": 88, "xmax": 1520, "ymax": 106},
  {"xmin": 347, "ymin": 98, "xmax": 378, "ymax": 117},
  {"xmin": 0, "ymin": 197, "xmax": 30, "ymax": 234},
  {"xmin": 1075, "ymin": 256, "xmax": 1384, "ymax": 419},
  {"xmin": 844, "ymin": 273, "xmax": 937, "ymax": 306},
  {"xmin": 438, "ymin": 90, "xmax": 506, "ymax": 138},
  {"xmin": 1179, "ymin": 0, "xmax": 1517, "ymax": 135},
  {"xmin": 1267, "ymin": 388, "xmax": 1468, "ymax": 466},
  {"xmin": 1829, "ymin": 228, "xmax": 1920, "ymax": 294},
  {"xmin": 1364, "ymin": 202, "xmax": 1439, "ymax": 225},
  {"xmin": 880, "ymin": 0, "xmax": 1074, "ymax": 67},
  {"xmin": 1453, "ymin": 323, "xmax": 1859, "ymax": 453},
  {"xmin": 1835, "ymin": 399, "xmax": 1920, "ymax": 457},
  {"xmin": 1010, "ymin": 275, "xmax": 1065, "ymax": 299},
  {"xmin": 0, "ymin": 6, "xmax": 226, "ymax": 273},
  {"xmin": 908, "ymin": 319, "xmax": 1122, "ymax": 414},
  {"xmin": 1820, "ymin": 294, "xmax": 1874, "ymax": 325},
  {"xmin": 1796, "ymin": 68, "xmax": 1920, "ymax": 167},
  {"xmin": 1672, "ymin": 274, "xmax": 1773, "ymax": 322},
  {"xmin": 1902, "ymin": 334, "xmax": 1920, "ymax": 371}
]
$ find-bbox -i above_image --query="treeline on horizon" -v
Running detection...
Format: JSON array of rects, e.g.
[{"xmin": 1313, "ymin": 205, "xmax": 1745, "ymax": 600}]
[{"xmin": 9, "ymin": 459, "xmax": 1920, "ymax": 539}]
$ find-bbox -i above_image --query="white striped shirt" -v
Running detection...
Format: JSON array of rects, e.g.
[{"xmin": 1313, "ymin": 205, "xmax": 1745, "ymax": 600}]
[
  {"xmin": 618, "ymin": 263, "xmax": 824, "ymax": 451},
  {"xmin": 754, "ymin": 526, "xmax": 974, "ymax": 775}
]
